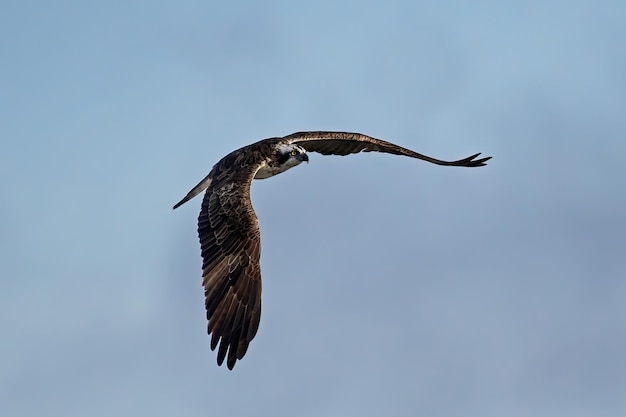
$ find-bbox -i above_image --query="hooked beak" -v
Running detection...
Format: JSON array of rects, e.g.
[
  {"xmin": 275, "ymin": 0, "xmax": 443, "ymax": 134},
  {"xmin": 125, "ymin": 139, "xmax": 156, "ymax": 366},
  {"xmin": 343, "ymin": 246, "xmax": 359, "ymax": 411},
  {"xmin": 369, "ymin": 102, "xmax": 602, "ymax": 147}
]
[{"xmin": 298, "ymin": 153, "xmax": 309, "ymax": 163}]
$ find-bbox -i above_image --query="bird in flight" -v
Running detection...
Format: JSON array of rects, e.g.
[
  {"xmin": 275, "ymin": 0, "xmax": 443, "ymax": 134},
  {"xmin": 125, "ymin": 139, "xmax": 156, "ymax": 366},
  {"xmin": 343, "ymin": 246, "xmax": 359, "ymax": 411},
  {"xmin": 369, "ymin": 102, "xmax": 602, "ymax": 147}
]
[{"xmin": 173, "ymin": 131, "xmax": 491, "ymax": 369}]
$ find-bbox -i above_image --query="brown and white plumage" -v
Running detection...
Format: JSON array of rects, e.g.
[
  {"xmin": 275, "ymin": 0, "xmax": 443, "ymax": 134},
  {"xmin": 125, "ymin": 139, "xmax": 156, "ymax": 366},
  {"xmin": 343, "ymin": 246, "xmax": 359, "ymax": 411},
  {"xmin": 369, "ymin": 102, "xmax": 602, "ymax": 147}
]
[{"xmin": 173, "ymin": 131, "xmax": 491, "ymax": 369}]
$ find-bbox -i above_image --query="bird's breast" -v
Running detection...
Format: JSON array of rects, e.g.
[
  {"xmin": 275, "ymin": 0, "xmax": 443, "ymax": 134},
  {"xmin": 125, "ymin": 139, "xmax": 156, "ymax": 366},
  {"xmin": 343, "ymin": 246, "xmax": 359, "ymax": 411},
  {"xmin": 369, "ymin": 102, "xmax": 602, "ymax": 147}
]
[{"xmin": 254, "ymin": 161, "xmax": 293, "ymax": 179}]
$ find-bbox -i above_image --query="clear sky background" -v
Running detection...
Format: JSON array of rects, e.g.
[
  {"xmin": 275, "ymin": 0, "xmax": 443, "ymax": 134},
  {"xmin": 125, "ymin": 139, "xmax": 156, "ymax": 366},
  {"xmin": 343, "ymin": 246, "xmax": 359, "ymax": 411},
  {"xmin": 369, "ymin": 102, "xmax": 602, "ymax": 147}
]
[{"xmin": 2, "ymin": 1, "xmax": 625, "ymax": 416}]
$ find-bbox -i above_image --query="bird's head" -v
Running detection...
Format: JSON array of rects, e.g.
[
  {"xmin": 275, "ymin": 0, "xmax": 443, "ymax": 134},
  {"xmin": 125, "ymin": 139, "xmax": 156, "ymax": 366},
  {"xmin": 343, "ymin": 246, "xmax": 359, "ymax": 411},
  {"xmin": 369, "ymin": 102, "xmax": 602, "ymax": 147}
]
[
  {"xmin": 255, "ymin": 143, "xmax": 308, "ymax": 179},
  {"xmin": 276, "ymin": 144, "xmax": 308, "ymax": 166}
]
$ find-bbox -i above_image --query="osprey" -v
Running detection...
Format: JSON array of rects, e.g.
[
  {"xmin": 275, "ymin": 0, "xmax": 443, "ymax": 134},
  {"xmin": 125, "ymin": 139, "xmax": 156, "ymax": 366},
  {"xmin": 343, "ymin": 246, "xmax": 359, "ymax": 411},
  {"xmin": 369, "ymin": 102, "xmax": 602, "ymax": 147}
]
[{"xmin": 173, "ymin": 131, "xmax": 491, "ymax": 369}]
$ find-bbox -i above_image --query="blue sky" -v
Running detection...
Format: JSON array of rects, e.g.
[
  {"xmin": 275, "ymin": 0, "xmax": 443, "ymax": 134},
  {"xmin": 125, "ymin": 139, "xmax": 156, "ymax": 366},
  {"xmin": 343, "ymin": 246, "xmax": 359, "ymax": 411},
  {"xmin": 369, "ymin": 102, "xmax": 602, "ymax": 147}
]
[{"xmin": 1, "ymin": 1, "xmax": 625, "ymax": 416}]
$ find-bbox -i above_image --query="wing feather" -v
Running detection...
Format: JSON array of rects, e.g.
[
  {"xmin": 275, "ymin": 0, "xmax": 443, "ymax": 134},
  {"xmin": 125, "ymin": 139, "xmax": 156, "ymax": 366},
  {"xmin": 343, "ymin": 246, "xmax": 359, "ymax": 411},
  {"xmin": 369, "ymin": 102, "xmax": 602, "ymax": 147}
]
[
  {"xmin": 285, "ymin": 131, "xmax": 491, "ymax": 167},
  {"xmin": 196, "ymin": 152, "xmax": 264, "ymax": 370}
]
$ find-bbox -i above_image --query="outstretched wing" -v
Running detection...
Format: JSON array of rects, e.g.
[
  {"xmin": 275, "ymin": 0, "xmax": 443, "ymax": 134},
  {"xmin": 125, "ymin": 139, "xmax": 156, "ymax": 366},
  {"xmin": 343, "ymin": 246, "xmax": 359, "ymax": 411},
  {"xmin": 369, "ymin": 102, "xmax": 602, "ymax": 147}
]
[
  {"xmin": 175, "ymin": 147, "xmax": 267, "ymax": 370},
  {"xmin": 285, "ymin": 131, "xmax": 491, "ymax": 167},
  {"xmin": 199, "ymin": 175, "xmax": 262, "ymax": 370}
]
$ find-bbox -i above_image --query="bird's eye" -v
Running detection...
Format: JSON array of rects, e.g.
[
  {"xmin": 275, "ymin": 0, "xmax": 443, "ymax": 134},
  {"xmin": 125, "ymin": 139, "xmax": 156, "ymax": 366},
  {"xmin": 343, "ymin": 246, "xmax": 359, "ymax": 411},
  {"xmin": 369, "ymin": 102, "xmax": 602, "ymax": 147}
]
[{"xmin": 290, "ymin": 150, "xmax": 298, "ymax": 156}]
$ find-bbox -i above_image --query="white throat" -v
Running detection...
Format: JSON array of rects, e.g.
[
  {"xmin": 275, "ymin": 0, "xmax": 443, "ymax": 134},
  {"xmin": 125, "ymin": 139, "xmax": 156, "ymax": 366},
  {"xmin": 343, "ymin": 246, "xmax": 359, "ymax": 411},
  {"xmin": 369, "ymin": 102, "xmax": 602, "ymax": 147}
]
[{"xmin": 254, "ymin": 158, "xmax": 304, "ymax": 179}]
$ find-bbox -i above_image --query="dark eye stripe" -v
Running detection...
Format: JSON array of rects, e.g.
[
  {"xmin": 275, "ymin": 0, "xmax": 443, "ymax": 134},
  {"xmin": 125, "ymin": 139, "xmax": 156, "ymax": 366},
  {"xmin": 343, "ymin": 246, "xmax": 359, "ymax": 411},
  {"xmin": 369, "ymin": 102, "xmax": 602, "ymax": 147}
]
[{"xmin": 277, "ymin": 153, "xmax": 291, "ymax": 164}]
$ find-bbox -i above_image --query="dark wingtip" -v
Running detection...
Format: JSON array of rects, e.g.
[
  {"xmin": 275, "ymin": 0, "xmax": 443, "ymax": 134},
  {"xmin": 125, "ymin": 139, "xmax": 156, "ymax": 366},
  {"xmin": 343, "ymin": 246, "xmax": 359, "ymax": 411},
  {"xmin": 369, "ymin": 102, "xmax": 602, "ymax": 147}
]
[
  {"xmin": 210, "ymin": 332, "xmax": 219, "ymax": 351},
  {"xmin": 470, "ymin": 153, "xmax": 492, "ymax": 167},
  {"xmin": 449, "ymin": 152, "xmax": 492, "ymax": 167},
  {"xmin": 216, "ymin": 340, "xmax": 228, "ymax": 367}
]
